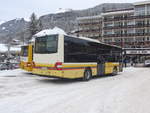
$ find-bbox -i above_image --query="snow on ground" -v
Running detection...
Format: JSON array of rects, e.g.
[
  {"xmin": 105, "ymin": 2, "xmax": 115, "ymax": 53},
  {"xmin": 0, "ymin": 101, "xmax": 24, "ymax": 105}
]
[{"xmin": 0, "ymin": 67, "xmax": 150, "ymax": 113}]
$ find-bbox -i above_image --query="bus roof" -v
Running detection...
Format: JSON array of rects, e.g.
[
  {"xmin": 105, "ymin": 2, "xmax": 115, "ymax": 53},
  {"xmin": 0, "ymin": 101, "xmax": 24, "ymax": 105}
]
[{"xmin": 34, "ymin": 27, "xmax": 67, "ymax": 37}]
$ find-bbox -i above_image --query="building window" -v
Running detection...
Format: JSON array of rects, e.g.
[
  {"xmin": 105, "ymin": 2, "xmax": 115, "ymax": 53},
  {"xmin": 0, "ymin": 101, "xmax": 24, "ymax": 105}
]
[
  {"xmin": 104, "ymin": 23, "xmax": 113, "ymax": 27},
  {"xmin": 147, "ymin": 5, "xmax": 150, "ymax": 15},
  {"xmin": 127, "ymin": 29, "xmax": 134, "ymax": 34},
  {"xmin": 114, "ymin": 38, "xmax": 121, "ymax": 42},
  {"xmin": 135, "ymin": 37, "xmax": 144, "ymax": 42},
  {"xmin": 104, "ymin": 39, "xmax": 112, "ymax": 43},
  {"xmin": 146, "ymin": 29, "xmax": 150, "ymax": 33},
  {"xmin": 104, "ymin": 16, "xmax": 113, "ymax": 21},
  {"xmin": 114, "ymin": 15, "xmax": 123, "ymax": 20},
  {"xmin": 135, "ymin": 20, "xmax": 145, "ymax": 26},
  {"xmin": 114, "ymin": 30, "xmax": 123, "ymax": 35},
  {"xmin": 124, "ymin": 38, "xmax": 134, "ymax": 42},
  {"xmin": 114, "ymin": 22, "xmax": 123, "ymax": 27},
  {"xmin": 126, "ymin": 21, "xmax": 134, "ymax": 26},
  {"xmin": 104, "ymin": 31, "xmax": 113, "ymax": 35},
  {"xmin": 135, "ymin": 29, "xmax": 145, "ymax": 34},
  {"xmin": 135, "ymin": 5, "xmax": 145, "ymax": 16}
]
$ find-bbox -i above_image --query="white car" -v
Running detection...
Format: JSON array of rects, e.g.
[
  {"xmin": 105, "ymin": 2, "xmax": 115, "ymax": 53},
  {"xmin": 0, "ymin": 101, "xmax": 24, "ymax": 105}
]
[{"xmin": 144, "ymin": 60, "xmax": 150, "ymax": 67}]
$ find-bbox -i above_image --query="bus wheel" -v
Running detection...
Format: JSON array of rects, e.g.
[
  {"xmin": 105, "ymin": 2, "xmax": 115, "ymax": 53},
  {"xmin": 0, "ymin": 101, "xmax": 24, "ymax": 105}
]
[
  {"xmin": 83, "ymin": 69, "xmax": 92, "ymax": 81},
  {"xmin": 112, "ymin": 67, "xmax": 118, "ymax": 76}
]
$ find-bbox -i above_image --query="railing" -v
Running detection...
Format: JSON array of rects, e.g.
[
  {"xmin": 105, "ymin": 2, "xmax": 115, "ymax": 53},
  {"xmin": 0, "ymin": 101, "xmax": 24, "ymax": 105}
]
[
  {"xmin": 103, "ymin": 33, "xmax": 150, "ymax": 37},
  {"xmin": 78, "ymin": 22, "xmax": 101, "ymax": 26},
  {"xmin": 104, "ymin": 15, "xmax": 150, "ymax": 22},
  {"xmin": 78, "ymin": 29, "xmax": 101, "ymax": 33},
  {"xmin": 103, "ymin": 24, "xmax": 150, "ymax": 30}
]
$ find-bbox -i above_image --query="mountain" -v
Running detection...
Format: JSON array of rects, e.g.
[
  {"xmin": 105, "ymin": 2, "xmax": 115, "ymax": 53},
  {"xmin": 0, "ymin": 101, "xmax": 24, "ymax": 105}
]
[
  {"xmin": 0, "ymin": 18, "xmax": 28, "ymax": 43},
  {"xmin": 0, "ymin": 3, "xmax": 133, "ymax": 43}
]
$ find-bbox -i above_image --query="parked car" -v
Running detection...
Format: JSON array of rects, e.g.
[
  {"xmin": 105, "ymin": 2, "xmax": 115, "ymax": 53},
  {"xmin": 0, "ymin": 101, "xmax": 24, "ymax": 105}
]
[{"xmin": 144, "ymin": 60, "xmax": 150, "ymax": 67}]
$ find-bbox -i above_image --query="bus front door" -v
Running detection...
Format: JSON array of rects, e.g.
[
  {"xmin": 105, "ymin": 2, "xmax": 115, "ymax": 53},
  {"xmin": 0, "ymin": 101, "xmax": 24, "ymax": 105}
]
[{"xmin": 97, "ymin": 62, "xmax": 105, "ymax": 76}]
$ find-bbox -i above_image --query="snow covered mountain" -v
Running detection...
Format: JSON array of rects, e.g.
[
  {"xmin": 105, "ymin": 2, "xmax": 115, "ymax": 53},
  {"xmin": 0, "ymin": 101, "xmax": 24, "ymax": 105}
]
[{"xmin": 0, "ymin": 18, "xmax": 28, "ymax": 43}]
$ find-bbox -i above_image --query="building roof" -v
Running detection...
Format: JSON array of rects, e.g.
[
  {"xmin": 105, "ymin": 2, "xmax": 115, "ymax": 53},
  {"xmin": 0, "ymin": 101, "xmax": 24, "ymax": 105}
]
[
  {"xmin": 134, "ymin": 0, "xmax": 150, "ymax": 5},
  {"xmin": 0, "ymin": 44, "xmax": 21, "ymax": 53}
]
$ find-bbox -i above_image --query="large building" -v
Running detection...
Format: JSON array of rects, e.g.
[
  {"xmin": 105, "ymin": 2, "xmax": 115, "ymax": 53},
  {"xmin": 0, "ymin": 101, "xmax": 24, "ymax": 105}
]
[
  {"xmin": 77, "ymin": 1, "xmax": 150, "ymax": 48},
  {"xmin": 77, "ymin": 1, "xmax": 150, "ymax": 64},
  {"xmin": 77, "ymin": 15, "xmax": 102, "ymax": 40}
]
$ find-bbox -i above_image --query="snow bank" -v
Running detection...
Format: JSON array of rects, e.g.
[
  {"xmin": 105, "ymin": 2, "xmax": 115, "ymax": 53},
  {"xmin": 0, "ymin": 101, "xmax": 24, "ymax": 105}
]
[
  {"xmin": 34, "ymin": 27, "xmax": 67, "ymax": 37},
  {"xmin": 0, "ymin": 69, "xmax": 23, "ymax": 76}
]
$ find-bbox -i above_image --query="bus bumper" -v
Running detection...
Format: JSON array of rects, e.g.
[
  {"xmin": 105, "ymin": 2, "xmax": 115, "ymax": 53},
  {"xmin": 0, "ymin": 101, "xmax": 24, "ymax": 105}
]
[{"xmin": 20, "ymin": 61, "xmax": 33, "ymax": 72}]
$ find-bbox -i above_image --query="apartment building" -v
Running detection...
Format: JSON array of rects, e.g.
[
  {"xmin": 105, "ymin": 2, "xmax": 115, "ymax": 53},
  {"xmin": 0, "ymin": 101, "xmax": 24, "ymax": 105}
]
[
  {"xmin": 77, "ymin": 1, "xmax": 150, "ymax": 49},
  {"xmin": 77, "ymin": 15, "xmax": 102, "ymax": 40}
]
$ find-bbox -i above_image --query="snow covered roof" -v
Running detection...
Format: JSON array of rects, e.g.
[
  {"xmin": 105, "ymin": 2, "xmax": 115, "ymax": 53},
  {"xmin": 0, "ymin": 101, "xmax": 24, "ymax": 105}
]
[
  {"xmin": 55, "ymin": 8, "xmax": 73, "ymax": 14},
  {"xmin": 0, "ymin": 21, "xmax": 5, "ymax": 25},
  {"xmin": 0, "ymin": 44, "xmax": 7, "ymax": 52},
  {"xmin": 0, "ymin": 44, "xmax": 21, "ymax": 53},
  {"xmin": 10, "ymin": 46, "xmax": 21, "ymax": 52},
  {"xmin": 134, "ymin": 0, "xmax": 150, "ymax": 5},
  {"xmin": 34, "ymin": 27, "xmax": 67, "ymax": 37}
]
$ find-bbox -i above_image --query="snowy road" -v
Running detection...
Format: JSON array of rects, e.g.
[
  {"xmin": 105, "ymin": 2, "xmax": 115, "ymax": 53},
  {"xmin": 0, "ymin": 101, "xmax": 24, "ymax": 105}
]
[{"xmin": 0, "ymin": 67, "xmax": 150, "ymax": 113}]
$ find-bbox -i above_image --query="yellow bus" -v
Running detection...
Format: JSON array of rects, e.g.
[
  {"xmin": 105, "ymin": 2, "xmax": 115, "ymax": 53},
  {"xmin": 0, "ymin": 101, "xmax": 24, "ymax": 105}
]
[
  {"xmin": 20, "ymin": 44, "xmax": 33, "ymax": 72},
  {"xmin": 32, "ymin": 33, "xmax": 122, "ymax": 81}
]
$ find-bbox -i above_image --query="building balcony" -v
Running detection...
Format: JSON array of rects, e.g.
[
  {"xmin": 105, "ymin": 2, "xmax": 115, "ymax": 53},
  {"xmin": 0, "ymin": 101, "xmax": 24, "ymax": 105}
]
[
  {"xmin": 104, "ymin": 15, "xmax": 150, "ymax": 22},
  {"xmin": 78, "ymin": 22, "xmax": 101, "ymax": 26},
  {"xmin": 103, "ymin": 24, "xmax": 150, "ymax": 30},
  {"xmin": 78, "ymin": 29, "xmax": 101, "ymax": 33},
  {"xmin": 103, "ymin": 25, "xmax": 134, "ymax": 30},
  {"xmin": 103, "ymin": 33, "xmax": 150, "ymax": 38}
]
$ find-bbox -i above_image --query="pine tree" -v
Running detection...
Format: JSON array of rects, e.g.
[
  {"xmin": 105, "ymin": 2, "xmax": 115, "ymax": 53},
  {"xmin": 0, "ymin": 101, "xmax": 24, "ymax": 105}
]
[
  {"xmin": 28, "ymin": 13, "xmax": 38, "ymax": 40},
  {"xmin": 28, "ymin": 13, "xmax": 44, "ymax": 42},
  {"xmin": 38, "ymin": 19, "xmax": 43, "ymax": 32}
]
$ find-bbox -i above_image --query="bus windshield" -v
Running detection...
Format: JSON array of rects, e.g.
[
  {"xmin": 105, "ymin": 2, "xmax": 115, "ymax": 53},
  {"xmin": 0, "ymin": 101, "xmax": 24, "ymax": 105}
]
[
  {"xmin": 20, "ymin": 46, "xmax": 28, "ymax": 57},
  {"xmin": 35, "ymin": 35, "xmax": 58, "ymax": 54}
]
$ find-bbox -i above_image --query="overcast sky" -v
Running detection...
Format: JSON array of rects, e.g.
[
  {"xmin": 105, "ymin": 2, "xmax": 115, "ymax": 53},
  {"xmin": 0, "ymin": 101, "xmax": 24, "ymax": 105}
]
[{"xmin": 0, "ymin": 0, "xmax": 142, "ymax": 21}]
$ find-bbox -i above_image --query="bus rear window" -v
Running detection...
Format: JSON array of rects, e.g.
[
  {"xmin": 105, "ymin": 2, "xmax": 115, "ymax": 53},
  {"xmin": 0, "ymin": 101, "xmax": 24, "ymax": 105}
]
[
  {"xmin": 35, "ymin": 35, "xmax": 58, "ymax": 54},
  {"xmin": 20, "ymin": 46, "xmax": 28, "ymax": 57}
]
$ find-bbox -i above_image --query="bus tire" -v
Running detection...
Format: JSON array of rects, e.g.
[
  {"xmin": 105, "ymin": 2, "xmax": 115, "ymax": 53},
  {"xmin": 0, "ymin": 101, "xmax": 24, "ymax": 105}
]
[
  {"xmin": 112, "ymin": 67, "xmax": 118, "ymax": 76},
  {"xmin": 83, "ymin": 68, "xmax": 92, "ymax": 81}
]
